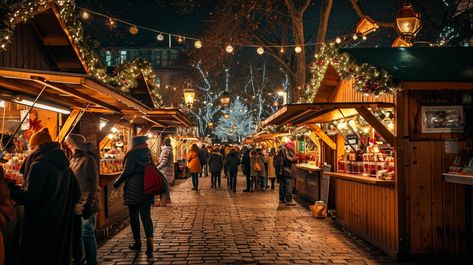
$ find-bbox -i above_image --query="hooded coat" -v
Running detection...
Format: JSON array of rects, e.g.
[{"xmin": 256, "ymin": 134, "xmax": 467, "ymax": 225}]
[
  {"xmin": 114, "ymin": 147, "xmax": 154, "ymax": 205},
  {"xmin": 9, "ymin": 142, "xmax": 80, "ymax": 265},
  {"xmin": 208, "ymin": 152, "xmax": 224, "ymax": 173},
  {"xmin": 157, "ymin": 145, "xmax": 174, "ymax": 185}
]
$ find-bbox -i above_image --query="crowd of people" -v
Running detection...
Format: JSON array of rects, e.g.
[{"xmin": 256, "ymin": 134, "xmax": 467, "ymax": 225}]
[{"xmin": 0, "ymin": 127, "xmax": 298, "ymax": 264}]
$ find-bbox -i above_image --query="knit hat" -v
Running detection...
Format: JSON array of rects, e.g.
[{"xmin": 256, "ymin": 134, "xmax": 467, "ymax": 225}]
[
  {"xmin": 65, "ymin": 134, "xmax": 86, "ymax": 150},
  {"xmin": 285, "ymin": 140, "xmax": 295, "ymax": 150},
  {"xmin": 132, "ymin": 135, "xmax": 148, "ymax": 148},
  {"xmin": 29, "ymin": 127, "xmax": 52, "ymax": 149}
]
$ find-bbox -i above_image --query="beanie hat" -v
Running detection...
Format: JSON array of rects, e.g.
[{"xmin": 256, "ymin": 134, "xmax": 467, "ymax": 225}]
[
  {"xmin": 285, "ymin": 140, "xmax": 295, "ymax": 150},
  {"xmin": 29, "ymin": 127, "xmax": 52, "ymax": 148},
  {"xmin": 65, "ymin": 134, "xmax": 86, "ymax": 150},
  {"xmin": 132, "ymin": 135, "xmax": 148, "ymax": 148}
]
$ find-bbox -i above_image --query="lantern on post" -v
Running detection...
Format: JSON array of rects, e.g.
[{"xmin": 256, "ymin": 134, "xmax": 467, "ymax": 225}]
[
  {"xmin": 183, "ymin": 88, "xmax": 196, "ymax": 108},
  {"xmin": 219, "ymin": 91, "xmax": 231, "ymax": 108},
  {"xmin": 395, "ymin": 3, "xmax": 422, "ymax": 42},
  {"xmin": 392, "ymin": 36, "xmax": 412, "ymax": 47},
  {"xmin": 355, "ymin": 16, "xmax": 379, "ymax": 36}
]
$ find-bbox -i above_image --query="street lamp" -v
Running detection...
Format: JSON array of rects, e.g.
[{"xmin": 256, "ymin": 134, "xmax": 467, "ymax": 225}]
[
  {"xmin": 392, "ymin": 36, "xmax": 412, "ymax": 47},
  {"xmin": 395, "ymin": 3, "xmax": 422, "ymax": 42},
  {"xmin": 276, "ymin": 90, "xmax": 287, "ymax": 105},
  {"xmin": 356, "ymin": 16, "xmax": 379, "ymax": 36},
  {"xmin": 219, "ymin": 91, "xmax": 231, "ymax": 108},
  {"xmin": 183, "ymin": 88, "xmax": 196, "ymax": 108}
]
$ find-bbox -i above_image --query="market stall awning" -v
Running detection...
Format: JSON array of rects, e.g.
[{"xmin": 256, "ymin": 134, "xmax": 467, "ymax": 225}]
[
  {"xmin": 129, "ymin": 73, "xmax": 156, "ymax": 109},
  {"xmin": 133, "ymin": 109, "xmax": 193, "ymax": 128},
  {"xmin": 0, "ymin": 67, "xmax": 149, "ymax": 114},
  {"xmin": 263, "ymin": 102, "xmax": 393, "ymax": 126}
]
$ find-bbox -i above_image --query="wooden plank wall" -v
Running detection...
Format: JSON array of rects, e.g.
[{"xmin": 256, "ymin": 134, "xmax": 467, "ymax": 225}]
[
  {"xmin": 334, "ymin": 179, "xmax": 398, "ymax": 254},
  {"xmin": 401, "ymin": 89, "xmax": 473, "ymax": 255},
  {"xmin": 0, "ymin": 23, "xmax": 53, "ymax": 70},
  {"xmin": 332, "ymin": 80, "xmax": 395, "ymax": 104}
]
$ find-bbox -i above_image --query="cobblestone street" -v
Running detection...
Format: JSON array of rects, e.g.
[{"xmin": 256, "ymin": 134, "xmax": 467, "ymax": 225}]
[{"xmin": 97, "ymin": 175, "xmax": 398, "ymax": 264}]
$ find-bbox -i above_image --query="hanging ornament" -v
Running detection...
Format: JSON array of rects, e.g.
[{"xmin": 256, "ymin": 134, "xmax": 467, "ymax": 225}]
[
  {"xmin": 129, "ymin": 25, "xmax": 139, "ymax": 35},
  {"xmin": 256, "ymin": 47, "xmax": 264, "ymax": 55},
  {"xmin": 294, "ymin": 45, "xmax": 302, "ymax": 53},
  {"xmin": 194, "ymin": 40, "xmax": 203, "ymax": 49},
  {"xmin": 81, "ymin": 10, "xmax": 90, "ymax": 20},
  {"xmin": 157, "ymin": 33, "xmax": 164, "ymax": 41},
  {"xmin": 225, "ymin": 45, "xmax": 234, "ymax": 53}
]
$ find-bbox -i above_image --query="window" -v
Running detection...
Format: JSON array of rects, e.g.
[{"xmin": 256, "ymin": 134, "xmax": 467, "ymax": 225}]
[
  {"xmin": 120, "ymin": 50, "xmax": 127, "ymax": 63},
  {"xmin": 105, "ymin": 50, "xmax": 112, "ymax": 66},
  {"xmin": 154, "ymin": 50, "xmax": 163, "ymax": 67}
]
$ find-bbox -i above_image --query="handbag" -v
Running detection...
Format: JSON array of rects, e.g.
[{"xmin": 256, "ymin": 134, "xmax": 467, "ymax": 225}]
[
  {"xmin": 252, "ymin": 160, "xmax": 261, "ymax": 172},
  {"xmin": 144, "ymin": 150, "xmax": 165, "ymax": 195}
]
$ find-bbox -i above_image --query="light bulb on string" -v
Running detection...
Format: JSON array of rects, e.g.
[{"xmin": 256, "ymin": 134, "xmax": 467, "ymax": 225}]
[
  {"xmin": 129, "ymin": 25, "xmax": 139, "ymax": 35},
  {"xmin": 225, "ymin": 45, "xmax": 234, "ymax": 53},
  {"xmin": 256, "ymin": 47, "xmax": 264, "ymax": 55},
  {"xmin": 81, "ymin": 10, "xmax": 90, "ymax": 20},
  {"xmin": 335, "ymin": 37, "xmax": 342, "ymax": 44},
  {"xmin": 177, "ymin": 36, "xmax": 184, "ymax": 43},
  {"xmin": 194, "ymin": 40, "xmax": 202, "ymax": 49},
  {"xmin": 362, "ymin": 35, "xmax": 367, "ymax": 40},
  {"xmin": 352, "ymin": 34, "xmax": 358, "ymax": 40},
  {"xmin": 294, "ymin": 45, "xmax": 302, "ymax": 53},
  {"xmin": 107, "ymin": 18, "xmax": 115, "ymax": 28},
  {"xmin": 157, "ymin": 33, "xmax": 164, "ymax": 41},
  {"xmin": 279, "ymin": 47, "xmax": 285, "ymax": 53}
]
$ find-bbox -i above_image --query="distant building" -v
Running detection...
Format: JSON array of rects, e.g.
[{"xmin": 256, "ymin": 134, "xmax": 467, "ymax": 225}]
[{"xmin": 99, "ymin": 47, "xmax": 190, "ymax": 107}]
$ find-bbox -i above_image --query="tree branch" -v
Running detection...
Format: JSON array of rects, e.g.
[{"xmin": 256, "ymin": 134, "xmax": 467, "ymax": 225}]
[{"xmin": 349, "ymin": 0, "xmax": 394, "ymax": 28}]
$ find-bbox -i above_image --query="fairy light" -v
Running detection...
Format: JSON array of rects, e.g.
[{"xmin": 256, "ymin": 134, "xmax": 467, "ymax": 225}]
[
  {"xmin": 294, "ymin": 45, "xmax": 302, "ymax": 53},
  {"xmin": 157, "ymin": 33, "xmax": 164, "ymax": 41},
  {"xmin": 256, "ymin": 47, "xmax": 264, "ymax": 55},
  {"xmin": 279, "ymin": 47, "xmax": 285, "ymax": 53},
  {"xmin": 81, "ymin": 10, "xmax": 89, "ymax": 19},
  {"xmin": 194, "ymin": 40, "xmax": 202, "ymax": 49},
  {"xmin": 225, "ymin": 45, "xmax": 234, "ymax": 53},
  {"xmin": 129, "ymin": 25, "xmax": 138, "ymax": 35},
  {"xmin": 335, "ymin": 37, "xmax": 342, "ymax": 44}
]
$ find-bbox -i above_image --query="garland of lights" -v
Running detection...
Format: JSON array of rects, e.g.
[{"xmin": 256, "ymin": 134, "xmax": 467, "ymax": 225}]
[
  {"xmin": 300, "ymin": 43, "xmax": 397, "ymax": 103},
  {"xmin": 0, "ymin": 0, "xmax": 162, "ymax": 107}
]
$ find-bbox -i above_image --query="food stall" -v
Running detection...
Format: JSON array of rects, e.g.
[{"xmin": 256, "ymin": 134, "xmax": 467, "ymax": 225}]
[
  {"xmin": 264, "ymin": 47, "xmax": 473, "ymax": 258},
  {"xmin": 174, "ymin": 136, "xmax": 200, "ymax": 179}
]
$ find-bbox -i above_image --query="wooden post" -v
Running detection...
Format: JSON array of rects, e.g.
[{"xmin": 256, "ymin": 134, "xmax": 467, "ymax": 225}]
[
  {"xmin": 356, "ymin": 107, "xmax": 395, "ymax": 146},
  {"xmin": 137, "ymin": 123, "xmax": 154, "ymax": 136},
  {"xmin": 307, "ymin": 124, "xmax": 336, "ymax": 150},
  {"xmin": 56, "ymin": 109, "xmax": 81, "ymax": 143}
]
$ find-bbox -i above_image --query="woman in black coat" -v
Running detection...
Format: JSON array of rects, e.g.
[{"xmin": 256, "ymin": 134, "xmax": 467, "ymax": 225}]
[
  {"xmin": 114, "ymin": 136, "xmax": 154, "ymax": 257},
  {"xmin": 208, "ymin": 146, "xmax": 224, "ymax": 188},
  {"xmin": 240, "ymin": 147, "xmax": 251, "ymax": 192},
  {"xmin": 226, "ymin": 149, "xmax": 240, "ymax": 192}
]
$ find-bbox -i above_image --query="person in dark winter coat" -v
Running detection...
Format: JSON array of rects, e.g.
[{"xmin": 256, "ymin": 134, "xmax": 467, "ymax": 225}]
[
  {"xmin": 113, "ymin": 136, "xmax": 154, "ymax": 257},
  {"xmin": 8, "ymin": 127, "xmax": 81, "ymax": 265},
  {"xmin": 65, "ymin": 134, "xmax": 99, "ymax": 265},
  {"xmin": 240, "ymin": 147, "xmax": 251, "ymax": 192},
  {"xmin": 208, "ymin": 147, "xmax": 224, "ymax": 188},
  {"xmin": 277, "ymin": 141, "xmax": 297, "ymax": 206},
  {"xmin": 226, "ymin": 149, "xmax": 240, "ymax": 192},
  {"xmin": 199, "ymin": 144, "xmax": 209, "ymax": 177}
]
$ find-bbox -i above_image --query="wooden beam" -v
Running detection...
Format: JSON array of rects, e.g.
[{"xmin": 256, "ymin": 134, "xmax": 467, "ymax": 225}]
[
  {"xmin": 309, "ymin": 132, "xmax": 321, "ymax": 150},
  {"xmin": 306, "ymin": 124, "xmax": 336, "ymax": 150},
  {"xmin": 32, "ymin": 79, "xmax": 121, "ymax": 113},
  {"xmin": 356, "ymin": 107, "xmax": 395, "ymax": 146},
  {"xmin": 137, "ymin": 123, "xmax": 154, "ymax": 136},
  {"xmin": 141, "ymin": 116, "xmax": 166, "ymax": 127},
  {"xmin": 56, "ymin": 109, "xmax": 82, "ymax": 143}
]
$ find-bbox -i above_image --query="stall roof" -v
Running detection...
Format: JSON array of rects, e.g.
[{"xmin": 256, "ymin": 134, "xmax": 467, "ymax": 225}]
[
  {"xmin": 136, "ymin": 109, "xmax": 193, "ymax": 128},
  {"xmin": 263, "ymin": 102, "xmax": 393, "ymax": 126},
  {"xmin": 129, "ymin": 73, "xmax": 156, "ymax": 109},
  {"xmin": 0, "ymin": 67, "xmax": 149, "ymax": 114},
  {"xmin": 342, "ymin": 48, "xmax": 473, "ymax": 82}
]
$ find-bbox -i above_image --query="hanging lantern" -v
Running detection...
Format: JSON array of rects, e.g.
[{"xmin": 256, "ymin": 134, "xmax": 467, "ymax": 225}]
[
  {"xmin": 219, "ymin": 91, "xmax": 231, "ymax": 107},
  {"xmin": 183, "ymin": 88, "xmax": 196, "ymax": 107},
  {"xmin": 392, "ymin": 36, "xmax": 412, "ymax": 47},
  {"xmin": 355, "ymin": 16, "xmax": 379, "ymax": 36},
  {"xmin": 395, "ymin": 3, "xmax": 422, "ymax": 42},
  {"xmin": 129, "ymin": 25, "xmax": 139, "ymax": 35}
]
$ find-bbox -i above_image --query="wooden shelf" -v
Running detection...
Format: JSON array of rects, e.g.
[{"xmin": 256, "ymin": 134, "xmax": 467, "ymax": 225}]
[
  {"xmin": 442, "ymin": 173, "xmax": 473, "ymax": 186},
  {"xmin": 323, "ymin": 172, "xmax": 395, "ymax": 186}
]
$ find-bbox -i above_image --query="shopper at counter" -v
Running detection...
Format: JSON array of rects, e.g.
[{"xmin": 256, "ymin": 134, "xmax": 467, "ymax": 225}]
[
  {"xmin": 65, "ymin": 134, "xmax": 99, "ymax": 265},
  {"xmin": 113, "ymin": 136, "xmax": 154, "ymax": 258},
  {"xmin": 157, "ymin": 138, "xmax": 173, "ymax": 206},
  {"xmin": 7, "ymin": 127, "xmax": 81, "ymax": 265},
  {"xmin": 187, "ymin": 144, "xmax": 201, "ymax": 191},
  {"xmin": 276, "ymin": 141, "xmax": 297, "ymax": 206}
]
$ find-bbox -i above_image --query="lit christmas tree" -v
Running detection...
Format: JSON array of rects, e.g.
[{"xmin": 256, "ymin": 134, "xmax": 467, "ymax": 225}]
[{"xmin": 214, "ymin": 96, "xmax": 255, "ymax": 142}]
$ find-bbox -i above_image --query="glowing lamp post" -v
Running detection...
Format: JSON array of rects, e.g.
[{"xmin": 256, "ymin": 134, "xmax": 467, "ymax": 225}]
[
  {"xmin": 395, "ymin": 4, "xmax": 422, "ymax": 42},
  {"xmin": 183, "ymin": 88, "xmax": 196, "ymax": 108},
  {"xmin": 276, "ymin": 90, "xmax": 287, "ymax": 105}
]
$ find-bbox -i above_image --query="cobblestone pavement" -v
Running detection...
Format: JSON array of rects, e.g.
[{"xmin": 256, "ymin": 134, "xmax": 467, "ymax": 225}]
[{"xmin": 98, "ymin": 174, "xmax": 398, "ymax": 264}]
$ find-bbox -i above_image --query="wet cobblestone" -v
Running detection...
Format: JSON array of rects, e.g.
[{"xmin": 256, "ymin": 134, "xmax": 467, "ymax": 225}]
[{"xmin": 98, "ymin": 175, "xmax": 399, "ymax": 264}]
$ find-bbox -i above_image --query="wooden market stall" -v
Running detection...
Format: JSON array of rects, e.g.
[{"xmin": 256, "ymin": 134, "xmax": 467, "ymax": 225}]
[
  {"xmin": 243, "ymin": 132, "xmax": 290, "ymax": 149},
  {"xmin": 264, "ymin": 47, "xmax": 473, "ymax": 259}
]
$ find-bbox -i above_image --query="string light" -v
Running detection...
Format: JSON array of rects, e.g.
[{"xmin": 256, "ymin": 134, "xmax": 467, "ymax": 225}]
[
  {"xmin": 225, "ymin": 45, "xmax": 234, "ymax": 53},
  {"xmin": 294, "ymin": 45, "xmax": 302, "ymax": 53},
  {"xmin": 81, "ymin": 10, "xmax": 89, "ymax": 19},
  {"xmin": 279, "ymin": 47, "xmax": 285, "ymax": 53},
  {"xmin": 256, "ymin": 47, "xmax": 264, "ymax": 55},
  {"xmin": 335, "ymin": 37, "xmax": 342, "ymax": 44},
  {"xmin": 157, "ymin": 33, "xmax": 164, "ymax": 41},
  {"xmin": 362, "ymin": 35, "xmax": 367, "ymax": 40},
  {"xmin": 129, "ymin": 25, "xmax": 138, "ymax": 35},
  {"xmin": 177, "ymin": 36, "xmax": 184, "ymax": 43},
  {"xmin": 194, "ymin": 40, "xmax": 202, "ymax": 49},
  {"xmin": 352, "ymin": 34, "xmax": 358, "ymax": 40}
]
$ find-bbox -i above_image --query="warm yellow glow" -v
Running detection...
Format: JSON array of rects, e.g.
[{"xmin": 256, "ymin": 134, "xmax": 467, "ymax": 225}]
[
  {"xmin": 14, "ymin": 99, "xmax": 70, "ymax": 114},
  {"xmin": 256, "ymin": 47, "xmax": 264, "ymax": 55},
  {"xmin": 194, "ymin": 40, "xmax": 202, "ymax": 49},
  {"xmin": 111, "ymin": 127, "xmax": 118, "ymax": 133},
  {"xmin": 157, "ymin": 33, "xmax": 164, "ymax": 41},
  {"xmin": 225, "ymin": 45, "xmax": 234, "ymax": 53},
  {"xmin": 183, "ymin": 89, "xmax": 196, "ymax": 106},
  {"xmin": 392, "ymin": 36, "xmax": 412, "ymax": 47},
  {"xmin": 356, "ymin": 16, "xmax": 379, "ymax": 36},
  {"xmin": 395, "ymin": 4, "xmax": 422, "ymax": 41},
  {"xmin": 107, "ymin": 133, "xmax": 113, "ymax": 139},
  {"xmin": 335, "ymin": 37, "xmax": 342, "ymax": 44},
  {"xmin": 81, "ymin": 11, "xmax": 90, "ymax": 20},
  {"xmin": 337, "ymin": 122, "xmax": 347, "ymax": 130},
  {"xmin": 294, "ymin": 45, "xmax": 302, "ymax": 53}
]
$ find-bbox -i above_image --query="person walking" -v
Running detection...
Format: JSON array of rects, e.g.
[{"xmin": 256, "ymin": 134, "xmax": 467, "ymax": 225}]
[
  {"xmin": 199, "ymin": 144, "xmax": 209, "ymax": 177},
  {"xmin": 7, "ymin": 127, "xmax": 81, "ymax": 265},
  {"xmin": 157, "ymin": 138, "xmax": 173, "ymax": 206},
  {"xmin": 255, "ymin": 149, "xmax": 268, "ymax": 191},
  {"xmin": 267, "ymin": 147, "xmax": 277, "ymax": 190},
  {"xmin": 276, "ymin": 141, "xmax": 297, "ymax": 206},
  {"xmin": 0, "ymin": 166, "xmax": 14, "ymax": 265},
  {"xmin": 226, "ymin": 149, "xmax": 240, "ymax": 192},
  {"xmin": 65, "ymin": 134, "xmax": 99, "ymax": 265},
  {"xmin": 113, "ymin": 136, "xmax": 154, "ymax": 258},
  {"xmin": 187, "ymin": 144, "xmax": 201, "ymax": 191},
  {"xmin": 241, "ymin": 147, "xmax": 251, "ymax": 192},
  {"xmin": 208, "ymin": 146, "xmax": 224, "ymax": 188}
]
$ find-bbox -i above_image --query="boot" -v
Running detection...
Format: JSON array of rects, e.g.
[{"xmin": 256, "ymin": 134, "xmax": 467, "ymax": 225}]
[
  {"xmin": 128, "ymin": 240, "xmax": 141, "ymax": 251},
  {"xmin": 146, "ymin": 237, "xmax": 153, "ymax": 258}
]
